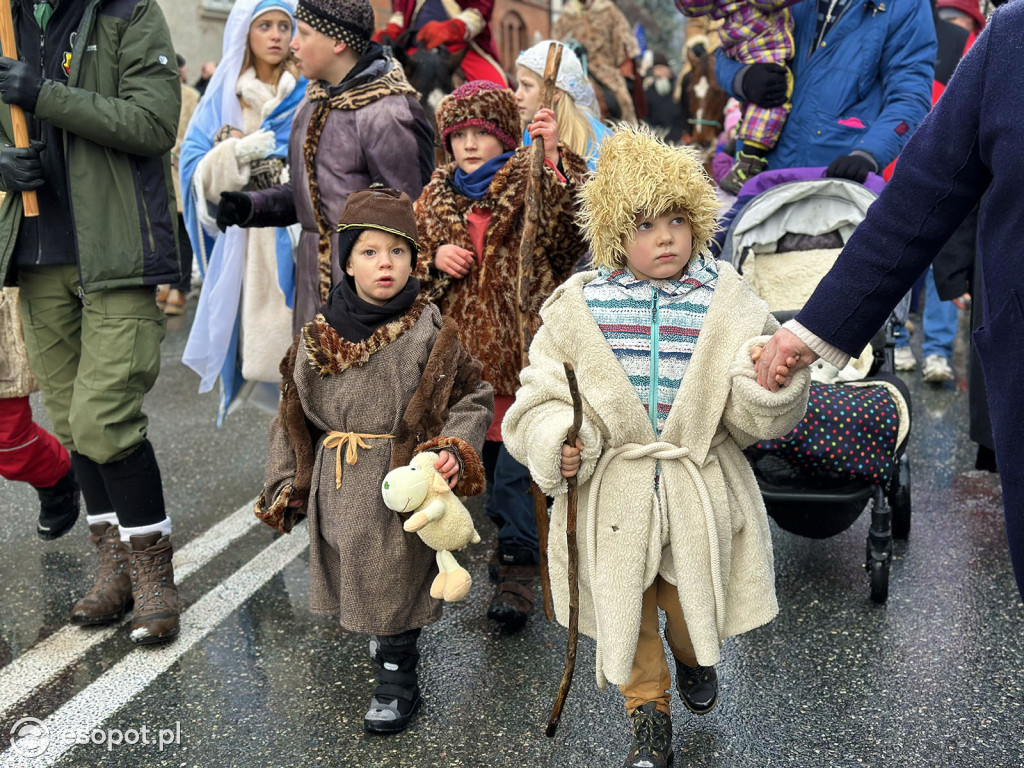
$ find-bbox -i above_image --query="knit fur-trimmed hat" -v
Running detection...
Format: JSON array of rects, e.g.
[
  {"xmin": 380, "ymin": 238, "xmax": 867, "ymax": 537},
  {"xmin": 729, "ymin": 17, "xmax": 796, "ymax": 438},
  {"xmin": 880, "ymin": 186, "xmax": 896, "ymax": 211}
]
[
  {"xmin": 580, "ymin": 127, "xmax": 719, "ymax": 270},
  {"xmin": 337, "ymin": 186, "xmax": 420, "ymax": 264},
  {"xmin": 435, "ymin": 81, "xmax": 521, "ymax": 155},
  {"xmin": 295, "ymin": 0, "xmax": 374, "ymax": 55}
]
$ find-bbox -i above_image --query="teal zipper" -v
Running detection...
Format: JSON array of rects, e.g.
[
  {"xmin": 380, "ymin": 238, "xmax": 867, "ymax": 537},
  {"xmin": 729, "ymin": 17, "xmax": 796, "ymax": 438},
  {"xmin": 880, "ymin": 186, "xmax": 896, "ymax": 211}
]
[{"xmin": 648, "ymin": 286, "xmax": 660, "ymax": 436}]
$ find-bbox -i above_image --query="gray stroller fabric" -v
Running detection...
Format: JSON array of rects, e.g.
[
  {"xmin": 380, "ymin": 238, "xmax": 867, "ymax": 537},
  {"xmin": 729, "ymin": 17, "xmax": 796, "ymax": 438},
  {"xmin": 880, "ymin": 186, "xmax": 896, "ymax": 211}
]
[
  {"xmin": 722, "ymin": 179, "xmax": 878, "ymax": 262},
  {"xmin": 723, "ymin": 179, "xmax": 910, "ymax": 324}
]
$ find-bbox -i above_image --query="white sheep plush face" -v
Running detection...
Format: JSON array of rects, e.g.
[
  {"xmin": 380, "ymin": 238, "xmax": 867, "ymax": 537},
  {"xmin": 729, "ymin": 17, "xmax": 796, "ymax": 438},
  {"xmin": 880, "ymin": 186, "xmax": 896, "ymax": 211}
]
[{"xmin": 381, "ymin": 464, "xmax": 431, "ymax": 514}]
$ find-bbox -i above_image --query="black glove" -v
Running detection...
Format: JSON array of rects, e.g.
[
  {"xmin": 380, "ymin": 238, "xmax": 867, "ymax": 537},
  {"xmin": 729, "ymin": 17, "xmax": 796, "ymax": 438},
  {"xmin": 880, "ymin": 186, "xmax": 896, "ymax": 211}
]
[
  {"xmin": 0, "ymin": 141, "xmax": 45, "ymax": 192},
  {"xmin": 216, "ymin": 191, "xmax": 254, "ymax": 231},
  {"xmin": 0, "ymin": 57, "xmax": 44, "ymax": 112},
  {"xmin": 825, "ymin": 153, "xmax": 876, "ymax": 184},
  {"xmin": 741, "ymin": 63, "xmax": 788, "ymax": 108}
]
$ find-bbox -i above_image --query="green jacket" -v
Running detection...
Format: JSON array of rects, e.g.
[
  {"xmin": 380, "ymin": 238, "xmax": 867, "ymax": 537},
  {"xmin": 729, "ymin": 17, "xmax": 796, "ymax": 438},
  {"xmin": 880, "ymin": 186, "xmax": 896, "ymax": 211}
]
[{"xmin": 0, "ymin": 0, "xmax": 181, "ymax": 292}]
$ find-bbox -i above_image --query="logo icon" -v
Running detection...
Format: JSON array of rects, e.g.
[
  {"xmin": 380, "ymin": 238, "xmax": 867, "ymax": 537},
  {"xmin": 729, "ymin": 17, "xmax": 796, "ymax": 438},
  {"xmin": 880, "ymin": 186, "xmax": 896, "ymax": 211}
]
[{"xmin": 10, "ymin": 717, "xmax": 49, "ymax": 758}]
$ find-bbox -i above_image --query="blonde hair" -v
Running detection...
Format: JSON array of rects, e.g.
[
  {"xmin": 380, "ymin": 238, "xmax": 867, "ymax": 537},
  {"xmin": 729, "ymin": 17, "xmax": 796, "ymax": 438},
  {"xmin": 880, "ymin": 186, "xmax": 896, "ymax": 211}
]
[
  {"xmin": 518, "ymin": 67, "xmax": 597, "ymax": 165},
  {"xmin": 554, "ymin": 95, "xmax": 597, "ymax": 166},
  {"xmin": 580, "ymin": 126, "xmax": 719, "ymax": 270}
]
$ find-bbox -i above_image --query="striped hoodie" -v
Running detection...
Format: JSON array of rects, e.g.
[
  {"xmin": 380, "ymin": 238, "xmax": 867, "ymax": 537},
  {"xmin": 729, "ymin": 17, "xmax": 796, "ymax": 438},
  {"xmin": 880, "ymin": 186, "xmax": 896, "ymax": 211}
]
[{"xmin": 583, "ymin": 256, "xmax": 719, "ymax": 436}]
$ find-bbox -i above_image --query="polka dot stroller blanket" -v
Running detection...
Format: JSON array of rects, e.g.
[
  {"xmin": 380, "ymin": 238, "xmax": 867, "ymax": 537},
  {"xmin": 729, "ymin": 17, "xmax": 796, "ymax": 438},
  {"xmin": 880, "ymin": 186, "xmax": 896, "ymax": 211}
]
[{"xmin": 752, "ymin": 379, "xmax": 910, "ymax": 483}]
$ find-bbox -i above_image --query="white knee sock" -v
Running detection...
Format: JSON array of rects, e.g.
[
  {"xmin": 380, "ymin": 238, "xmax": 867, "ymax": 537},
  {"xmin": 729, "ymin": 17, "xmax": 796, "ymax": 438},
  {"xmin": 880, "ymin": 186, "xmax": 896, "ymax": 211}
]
[
  {"xmin": 118, "ymin": 517, "xmax": 172, "ymax": 544},
  {"xmin": 86, "ymin": 512, "xmax": 119, "ymax": 527}
]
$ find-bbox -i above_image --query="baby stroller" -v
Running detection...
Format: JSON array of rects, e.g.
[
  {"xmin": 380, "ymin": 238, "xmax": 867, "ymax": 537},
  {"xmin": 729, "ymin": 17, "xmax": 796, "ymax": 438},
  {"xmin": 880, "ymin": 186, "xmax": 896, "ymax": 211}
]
[{"xmin": 720, "ymin": 175, "xmax": 913, "ymax": 604}]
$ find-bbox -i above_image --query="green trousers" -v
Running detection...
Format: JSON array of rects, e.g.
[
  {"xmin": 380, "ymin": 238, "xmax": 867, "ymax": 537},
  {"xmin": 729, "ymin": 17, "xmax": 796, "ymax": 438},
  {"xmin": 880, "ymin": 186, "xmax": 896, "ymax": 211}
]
[{"xmin": 17, "ymin": 265, "xmax": 165, "ymax": 463}]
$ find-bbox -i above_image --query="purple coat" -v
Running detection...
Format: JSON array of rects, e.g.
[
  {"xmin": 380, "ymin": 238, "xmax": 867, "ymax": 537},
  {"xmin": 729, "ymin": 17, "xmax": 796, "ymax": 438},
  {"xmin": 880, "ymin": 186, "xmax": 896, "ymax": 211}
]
[{"xmin": 248, "ymin": 52, "xmax": 433, "ymax": 333}]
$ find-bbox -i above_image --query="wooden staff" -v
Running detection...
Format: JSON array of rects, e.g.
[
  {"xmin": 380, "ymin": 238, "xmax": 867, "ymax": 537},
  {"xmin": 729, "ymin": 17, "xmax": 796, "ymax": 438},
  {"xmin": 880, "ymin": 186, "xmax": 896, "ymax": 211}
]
[
  {"xmin": 516, "ymin": 41, "xmax": 562, "ymax": 622},
  {"xmin": 546, "ymin": 361, "xmax": 582, "ymax": 738},
  {"xmin": 0, "ymin": 1, "xmax": 39, "ymax": 216},
  {"xmin": 531, "ymin": 481, "xmax": 553, "ymax": 621}
]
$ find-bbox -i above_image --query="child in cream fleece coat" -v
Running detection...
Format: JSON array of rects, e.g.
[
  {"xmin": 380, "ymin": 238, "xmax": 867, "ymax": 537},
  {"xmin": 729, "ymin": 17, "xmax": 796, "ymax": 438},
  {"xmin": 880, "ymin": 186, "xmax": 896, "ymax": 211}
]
[{"xmin": 502, "ymin": 128, "xmax": 810, "ymax": 768}]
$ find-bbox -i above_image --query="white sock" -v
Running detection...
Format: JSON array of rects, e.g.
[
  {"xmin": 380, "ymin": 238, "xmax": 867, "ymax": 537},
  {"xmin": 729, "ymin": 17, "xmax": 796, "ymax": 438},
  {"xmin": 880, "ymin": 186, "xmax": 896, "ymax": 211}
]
[
  {"xmin": 118, "ymin": 517, "xmax": 172, "ymax": 544},
  {"xmin": 86, "ymin": 512, "xmax": 119, "ymax": 527}
]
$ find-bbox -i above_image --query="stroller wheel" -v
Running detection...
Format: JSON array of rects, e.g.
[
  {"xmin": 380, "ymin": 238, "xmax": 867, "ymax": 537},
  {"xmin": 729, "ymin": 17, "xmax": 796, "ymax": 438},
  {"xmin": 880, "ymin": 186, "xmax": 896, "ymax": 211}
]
[
  {"xmin": 891, "ymin": 456, "xmax": 911, "ymax": 540},
  {"xmin": 868, "ymin": 559, "xmax": 889, "ymax": 604}
]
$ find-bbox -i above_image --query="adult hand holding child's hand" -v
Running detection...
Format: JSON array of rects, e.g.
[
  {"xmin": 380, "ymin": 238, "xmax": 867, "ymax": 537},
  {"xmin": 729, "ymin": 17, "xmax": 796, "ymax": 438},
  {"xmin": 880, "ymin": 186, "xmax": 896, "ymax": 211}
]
[
  {"xmin": 754, "ymin": 328, "xmax": 816, "ymax": 391},
  {"xmin": 435, "ymin": 243, "xmax": 474, "ymax": 278}
]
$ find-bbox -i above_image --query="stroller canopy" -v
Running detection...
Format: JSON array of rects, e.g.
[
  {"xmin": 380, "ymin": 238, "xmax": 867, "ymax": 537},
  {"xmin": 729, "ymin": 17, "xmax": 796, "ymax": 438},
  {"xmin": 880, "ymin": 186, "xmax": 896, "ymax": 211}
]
[{"xmin": 721, "ymin": 178, "xmax": 878, "ymax": 266}]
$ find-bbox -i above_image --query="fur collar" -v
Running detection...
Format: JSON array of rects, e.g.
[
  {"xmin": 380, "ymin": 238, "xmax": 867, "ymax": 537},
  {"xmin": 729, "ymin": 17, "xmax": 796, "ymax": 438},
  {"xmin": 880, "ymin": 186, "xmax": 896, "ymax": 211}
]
[
  {"xmin": 305, "ymin": 60, "xmax": 417, "ymax": 110},
  {"xmin": 236, "ymin": 67, "xmax": 298, "ymax": 122},
  {"xmin": 303, "ymin": 295, "xmax": 429, "ymax": 376}
]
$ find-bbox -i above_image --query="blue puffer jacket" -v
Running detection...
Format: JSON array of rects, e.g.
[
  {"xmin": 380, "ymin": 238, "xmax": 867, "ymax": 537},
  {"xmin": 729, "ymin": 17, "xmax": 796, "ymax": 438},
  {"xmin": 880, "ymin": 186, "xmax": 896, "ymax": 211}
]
[{"xmin": 716, "ymin": 0, "xmax": 936, "ymax": 171}]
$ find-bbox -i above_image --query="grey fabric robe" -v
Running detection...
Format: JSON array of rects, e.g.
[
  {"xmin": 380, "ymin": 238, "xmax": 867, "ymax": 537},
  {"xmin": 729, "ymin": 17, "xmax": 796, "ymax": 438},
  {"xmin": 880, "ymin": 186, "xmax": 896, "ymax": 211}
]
[{"xmin": 258, "ymin": 302, "xmax": 492, "ymax": 634}]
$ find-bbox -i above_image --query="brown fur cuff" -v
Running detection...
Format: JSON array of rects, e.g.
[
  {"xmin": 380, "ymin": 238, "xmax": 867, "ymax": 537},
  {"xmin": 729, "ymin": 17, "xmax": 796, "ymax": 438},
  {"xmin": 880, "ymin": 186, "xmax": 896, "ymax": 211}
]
[
  {"xmin": 255, "ymin": 483, "xmax": 307, "ymax": 534},
  {"xmin": 416, "ymin": 436, "xmax": 485, "ymax": 497}
]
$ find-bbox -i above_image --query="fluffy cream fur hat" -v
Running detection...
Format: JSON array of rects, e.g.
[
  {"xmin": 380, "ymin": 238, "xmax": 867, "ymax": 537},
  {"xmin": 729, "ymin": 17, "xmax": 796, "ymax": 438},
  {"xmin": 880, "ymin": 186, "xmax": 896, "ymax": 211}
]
[{"xmin": 580, "ymin": 127, "xmax": 720, "ymax": 270}]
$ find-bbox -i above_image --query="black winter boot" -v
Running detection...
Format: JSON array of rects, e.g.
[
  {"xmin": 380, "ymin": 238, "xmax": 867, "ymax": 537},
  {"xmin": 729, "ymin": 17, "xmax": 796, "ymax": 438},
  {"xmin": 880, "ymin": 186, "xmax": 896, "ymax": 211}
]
[
  {"xmin": 365, "ymin": 629, "xmax": 422, "ymax": 734},
  {"xmin": 36, "ymin": 466, "xmax": 81, "ymax": 540},
  {"xmin": 674, "ymin": 658, "xmax": 718, "ymax": 715},
  {"xmin": 623, "ymin": 702, "xmax": 673, "ymax": 768},
  {"xmin": 487, "ymin": 545, "xmax": 538, "ymax": 632}
]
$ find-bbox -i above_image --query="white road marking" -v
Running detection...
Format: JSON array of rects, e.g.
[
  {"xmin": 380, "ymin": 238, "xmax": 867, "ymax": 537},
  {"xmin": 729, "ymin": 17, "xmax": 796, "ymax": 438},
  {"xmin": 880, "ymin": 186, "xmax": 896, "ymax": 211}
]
[
  {"xmin": 0, "ymin": 521, "xmax": 308, "ymax": 767},
  {"xmin": 0, "ymin": 499, "xmax": 261, "ymax": 721}
]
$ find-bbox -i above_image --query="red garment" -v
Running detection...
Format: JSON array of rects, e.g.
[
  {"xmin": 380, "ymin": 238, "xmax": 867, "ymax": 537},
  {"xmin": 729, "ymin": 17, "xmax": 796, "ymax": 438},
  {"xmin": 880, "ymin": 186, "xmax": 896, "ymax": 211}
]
[
  {"xmin": 486, "ymin": 394, "xmax": 513, "ymax": 441},
  {"xmin": 446, "ymin": 44, "xmax": 506, "ymax": 86},
  {"xmin": 388, "ymin": 0, "xmax": 506, "ymax": 85},
  {"xmin": 466, "ymin": 205, "xmax": 490, "ymax": 262},
  {"xmin": 417, "ymin": 18, "xmax": 466, "ymax": 48},
  {"xmin": 0, "ymin": 397, "xmax": 70, "ymax": 488}
]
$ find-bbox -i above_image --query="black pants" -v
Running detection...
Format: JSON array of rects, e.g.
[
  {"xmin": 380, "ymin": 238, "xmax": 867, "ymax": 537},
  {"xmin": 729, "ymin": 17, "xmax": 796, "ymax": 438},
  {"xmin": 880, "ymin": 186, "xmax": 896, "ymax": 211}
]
[{"xmin": 170, "ymin": 213, "xmax": 193, "ymax": 293}]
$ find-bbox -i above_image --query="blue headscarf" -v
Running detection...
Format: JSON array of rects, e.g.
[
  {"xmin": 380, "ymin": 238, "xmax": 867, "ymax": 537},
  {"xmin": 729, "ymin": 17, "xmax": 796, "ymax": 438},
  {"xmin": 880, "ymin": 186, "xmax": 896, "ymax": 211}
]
[{"xmin": 180, "ymin": 0, "xmax": 306, "ymax": 424}]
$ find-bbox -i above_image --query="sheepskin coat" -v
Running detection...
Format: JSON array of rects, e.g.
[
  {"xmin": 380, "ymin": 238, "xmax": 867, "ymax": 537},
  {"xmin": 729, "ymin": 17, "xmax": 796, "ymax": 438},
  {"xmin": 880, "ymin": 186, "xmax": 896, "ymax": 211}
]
[
  {"xmin": 256, "ymin": 300, "xmax": 493, "ymax": 634},
  {"xmin": 503, "ymin": 264, "xmax": 810, "ymax": 687},
  {"xmin": 414, "ymin": 148, "xmax": 589, "ymax": 399}
]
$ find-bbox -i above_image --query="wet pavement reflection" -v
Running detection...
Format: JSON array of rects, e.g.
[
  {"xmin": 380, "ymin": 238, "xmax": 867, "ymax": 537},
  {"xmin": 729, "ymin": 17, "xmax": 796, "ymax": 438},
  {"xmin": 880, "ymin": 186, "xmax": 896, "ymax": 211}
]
[{"xmin": 1, "ymin": 308, "xmax": 1021, "ymax": 768}]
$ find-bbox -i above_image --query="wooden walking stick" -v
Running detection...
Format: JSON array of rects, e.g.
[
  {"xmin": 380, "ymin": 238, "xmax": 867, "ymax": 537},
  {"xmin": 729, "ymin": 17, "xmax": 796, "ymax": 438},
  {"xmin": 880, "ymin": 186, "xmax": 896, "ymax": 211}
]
[
  {"xmin": 546, "ymin": 361, "xmax": 582, "ymax": 738},
  {"xmin": 517, "ymin": 41, "xmax": 563, "ymax": 623},
  {"xmin": 0, "ymin": 1, "xmax": 39, "ymax": 216}
]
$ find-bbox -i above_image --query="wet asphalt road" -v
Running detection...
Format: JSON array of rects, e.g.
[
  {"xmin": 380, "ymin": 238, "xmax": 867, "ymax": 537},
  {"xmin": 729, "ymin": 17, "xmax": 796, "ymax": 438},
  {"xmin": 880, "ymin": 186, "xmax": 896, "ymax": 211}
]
[{"xmin": 1, "ymin": 302, "xmax": 1021, "ymax": 768}]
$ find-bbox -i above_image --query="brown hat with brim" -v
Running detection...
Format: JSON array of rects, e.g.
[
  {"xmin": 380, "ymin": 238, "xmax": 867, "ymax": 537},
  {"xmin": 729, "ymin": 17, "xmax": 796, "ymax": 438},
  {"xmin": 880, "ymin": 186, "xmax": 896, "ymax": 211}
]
[{"xmin": 336, "ymin": 186, "xmax": 419, "ymax": 250}]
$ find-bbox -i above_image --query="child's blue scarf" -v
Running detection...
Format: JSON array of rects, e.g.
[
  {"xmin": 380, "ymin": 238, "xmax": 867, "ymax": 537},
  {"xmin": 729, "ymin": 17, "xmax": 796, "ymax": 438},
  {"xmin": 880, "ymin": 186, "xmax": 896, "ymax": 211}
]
[{"xmin": 452, "ymin": 151, "xmax": 515, "ymax": 199}]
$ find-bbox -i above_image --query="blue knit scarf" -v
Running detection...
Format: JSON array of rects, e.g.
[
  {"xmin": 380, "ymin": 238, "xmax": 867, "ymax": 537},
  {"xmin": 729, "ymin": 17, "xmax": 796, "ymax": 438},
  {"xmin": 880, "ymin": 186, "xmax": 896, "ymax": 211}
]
[{"xmin": 452, "ymin": 151, "xmax": 515, "ymax": 200}]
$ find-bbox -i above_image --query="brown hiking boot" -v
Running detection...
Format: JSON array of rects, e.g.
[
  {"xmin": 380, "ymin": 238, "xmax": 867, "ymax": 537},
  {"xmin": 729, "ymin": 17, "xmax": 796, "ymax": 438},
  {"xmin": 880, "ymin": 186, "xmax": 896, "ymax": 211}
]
[
  {"xmin": 487, "ymin": 563, "xmax": 538, "ymax": 632},
  {"xmin": 128, "ymin": 533, "xmax": 180, "ymax": 645},
  {"xmin": 69, "ymin": 522, "xmax": 133, "ymax": 626}
]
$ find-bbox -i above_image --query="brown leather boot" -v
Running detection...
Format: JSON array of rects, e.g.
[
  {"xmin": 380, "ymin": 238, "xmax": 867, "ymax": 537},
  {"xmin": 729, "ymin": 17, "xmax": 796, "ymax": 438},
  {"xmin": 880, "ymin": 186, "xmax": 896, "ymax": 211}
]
[
  {"xmin": 127, "ymin": 532, "xmax": 180, "ymax": 645},
  {"xmin": 487, "ymin": 563, "xmax": 538, "ymax": 632},
  {"xmin": 69, "ymin": 522, "xmax": 133, "ymax": 626}
]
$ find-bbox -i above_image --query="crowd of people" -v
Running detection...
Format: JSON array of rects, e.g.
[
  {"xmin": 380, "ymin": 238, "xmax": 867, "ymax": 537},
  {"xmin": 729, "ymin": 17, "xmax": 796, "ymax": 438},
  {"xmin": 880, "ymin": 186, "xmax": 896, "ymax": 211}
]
[{"xmin": 0, "ymin": 0, "xmax": 1014, "ymax": 765}]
